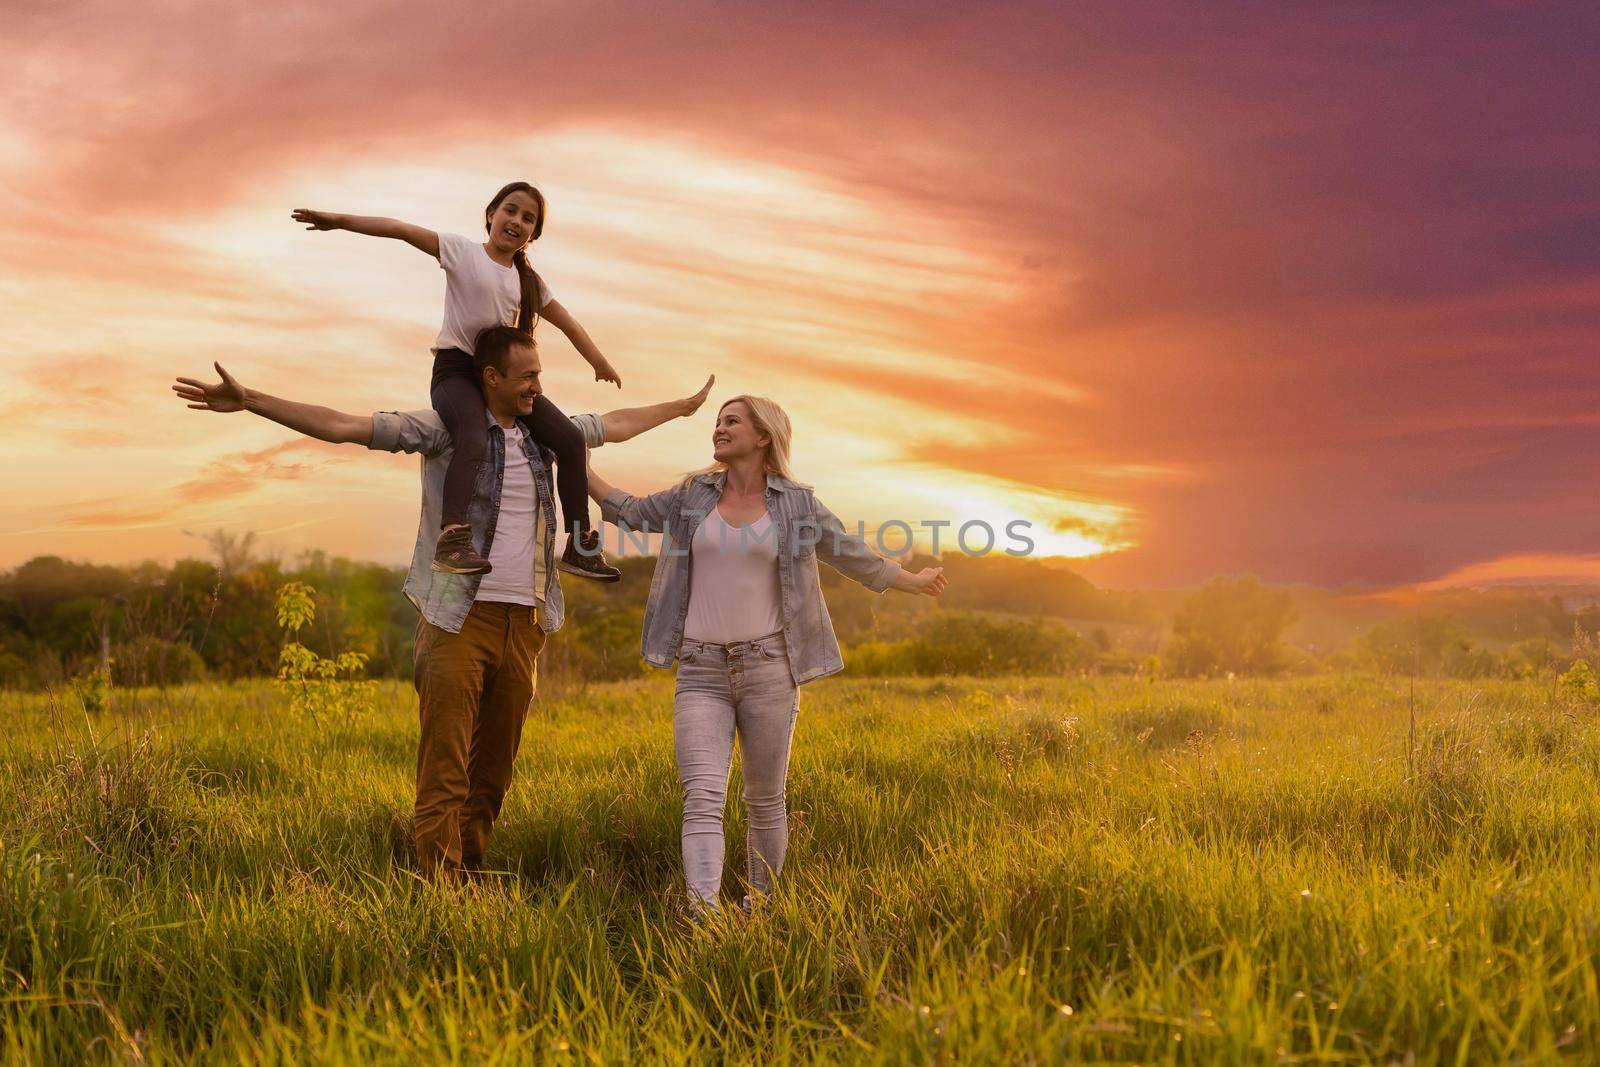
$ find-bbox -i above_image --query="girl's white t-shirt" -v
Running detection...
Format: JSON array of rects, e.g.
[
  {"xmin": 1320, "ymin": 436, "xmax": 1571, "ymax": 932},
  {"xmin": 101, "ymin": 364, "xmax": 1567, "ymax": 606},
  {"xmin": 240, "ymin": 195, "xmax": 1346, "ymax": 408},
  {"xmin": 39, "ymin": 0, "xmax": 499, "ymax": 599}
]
[
  {"xmin": 682, "ymin": 509, "xmax": 783, "ymax": 645},
  {"xmin": 432, "ymin": 232, "xmax": 553, "ymax": 355}
]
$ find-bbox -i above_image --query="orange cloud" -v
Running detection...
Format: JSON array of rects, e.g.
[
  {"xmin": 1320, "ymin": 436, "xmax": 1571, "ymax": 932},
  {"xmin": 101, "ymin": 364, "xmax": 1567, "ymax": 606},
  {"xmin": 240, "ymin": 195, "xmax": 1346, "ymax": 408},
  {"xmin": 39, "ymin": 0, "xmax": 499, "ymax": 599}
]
[
  {"xmin": 1416, "ymin": 554, "xmax": 1600, "ymax": 592},
  {"xmin": 172, "ymin": 439, "xmax": 349, "ymax": 504},
  {"xmin": 41, "ymin": 440, "xmax": 352, "ymax": 530}
]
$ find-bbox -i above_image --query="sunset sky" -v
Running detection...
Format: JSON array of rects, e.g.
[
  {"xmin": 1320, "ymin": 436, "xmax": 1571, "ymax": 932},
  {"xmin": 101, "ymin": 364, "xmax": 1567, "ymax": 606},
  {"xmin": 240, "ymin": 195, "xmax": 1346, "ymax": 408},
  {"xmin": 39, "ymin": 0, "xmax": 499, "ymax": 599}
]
[{"xmin": 3, "ymin": 2, "xmax": 1596, "ymax": 587}]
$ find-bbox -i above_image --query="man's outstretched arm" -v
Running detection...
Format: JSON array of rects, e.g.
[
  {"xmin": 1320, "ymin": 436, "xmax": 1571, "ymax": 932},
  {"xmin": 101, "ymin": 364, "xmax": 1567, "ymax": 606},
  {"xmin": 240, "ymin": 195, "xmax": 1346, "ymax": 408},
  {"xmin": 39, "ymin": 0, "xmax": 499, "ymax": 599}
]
[
  {"xmin": 173, "ymin": 363, "xmax": 373, "ymax": 445},
  {"xmin": 600, "ymin": 374, "xmax": 715, "ymax": 443}
]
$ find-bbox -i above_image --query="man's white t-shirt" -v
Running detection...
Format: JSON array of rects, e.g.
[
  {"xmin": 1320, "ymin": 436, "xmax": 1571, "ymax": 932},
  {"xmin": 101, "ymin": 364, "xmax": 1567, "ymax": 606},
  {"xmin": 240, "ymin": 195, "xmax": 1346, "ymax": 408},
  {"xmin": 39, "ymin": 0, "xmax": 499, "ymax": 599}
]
[
  {"xmin": 473, "ymin": 423, "xmax": 546, "ymax": 607},
  {"xmin": 433, "ymin": 233, "xmax": 553, "ymax": 354}
]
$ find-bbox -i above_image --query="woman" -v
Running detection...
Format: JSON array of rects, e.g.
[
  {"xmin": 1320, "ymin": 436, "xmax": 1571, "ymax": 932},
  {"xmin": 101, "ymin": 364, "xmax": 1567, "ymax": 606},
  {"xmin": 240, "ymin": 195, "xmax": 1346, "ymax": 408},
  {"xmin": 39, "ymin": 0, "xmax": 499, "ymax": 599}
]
[{"xmin": 587, "ymin": 396, "xmax": 947, "ymax": 917}]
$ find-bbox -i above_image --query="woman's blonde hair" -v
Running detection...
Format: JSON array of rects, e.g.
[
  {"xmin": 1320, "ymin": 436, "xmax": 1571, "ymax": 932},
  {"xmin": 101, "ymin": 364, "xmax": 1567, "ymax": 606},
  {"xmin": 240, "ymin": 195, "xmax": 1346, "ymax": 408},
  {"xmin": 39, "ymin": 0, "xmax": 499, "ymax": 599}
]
[{"xmin": 684, "ymin": 395, "xmax": 796, "ymax": 484}]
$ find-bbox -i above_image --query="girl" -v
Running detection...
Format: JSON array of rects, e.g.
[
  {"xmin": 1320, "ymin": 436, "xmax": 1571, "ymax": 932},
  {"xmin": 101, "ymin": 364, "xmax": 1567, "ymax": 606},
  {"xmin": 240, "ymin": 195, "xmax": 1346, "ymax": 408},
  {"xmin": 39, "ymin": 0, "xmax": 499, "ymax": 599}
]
[
  {"xmin": 587, "ymin": 396, "xmax": 948, "ymax": 917},
  {"xmin": 291, "ymin": 182, "xmax": 619, "ymax": 581}
]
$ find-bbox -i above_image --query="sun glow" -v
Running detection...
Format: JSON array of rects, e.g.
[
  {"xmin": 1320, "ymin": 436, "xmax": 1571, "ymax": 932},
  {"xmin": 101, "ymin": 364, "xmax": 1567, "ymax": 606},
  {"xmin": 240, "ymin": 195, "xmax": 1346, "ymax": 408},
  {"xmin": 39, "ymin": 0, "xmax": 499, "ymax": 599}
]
[{"xmin": 856, "ymin": 465, "xmax": 1131, "ymax": 560}]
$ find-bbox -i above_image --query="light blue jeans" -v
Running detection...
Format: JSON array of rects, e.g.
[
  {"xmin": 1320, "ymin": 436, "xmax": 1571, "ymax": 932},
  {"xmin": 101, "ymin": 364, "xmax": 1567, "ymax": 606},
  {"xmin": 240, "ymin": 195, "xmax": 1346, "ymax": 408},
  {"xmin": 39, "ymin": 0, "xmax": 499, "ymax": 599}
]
[{"xmin": 673, "ymin": 631, "xmax": 799, "ymax": 912}]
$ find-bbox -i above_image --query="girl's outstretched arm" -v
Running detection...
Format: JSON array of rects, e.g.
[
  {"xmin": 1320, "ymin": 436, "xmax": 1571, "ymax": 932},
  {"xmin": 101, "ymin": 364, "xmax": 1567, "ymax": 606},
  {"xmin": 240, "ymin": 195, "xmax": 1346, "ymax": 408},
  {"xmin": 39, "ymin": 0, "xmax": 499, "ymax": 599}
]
[
  {"xmin": 290, "ymin": 210, "xmax": 440, "ymax": 259},
  {"xmin": 541, "ymin": 298, "xmax": 622, "ymax": 388}
]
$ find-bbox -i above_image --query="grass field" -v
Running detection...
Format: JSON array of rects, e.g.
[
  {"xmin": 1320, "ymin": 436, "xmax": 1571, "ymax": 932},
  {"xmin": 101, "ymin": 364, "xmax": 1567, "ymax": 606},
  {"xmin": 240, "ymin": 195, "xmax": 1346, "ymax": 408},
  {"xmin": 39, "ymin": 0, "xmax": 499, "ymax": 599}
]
[{"xmin": 2, "ymin": 673, "xmax": 1598, "ymax": 1063}]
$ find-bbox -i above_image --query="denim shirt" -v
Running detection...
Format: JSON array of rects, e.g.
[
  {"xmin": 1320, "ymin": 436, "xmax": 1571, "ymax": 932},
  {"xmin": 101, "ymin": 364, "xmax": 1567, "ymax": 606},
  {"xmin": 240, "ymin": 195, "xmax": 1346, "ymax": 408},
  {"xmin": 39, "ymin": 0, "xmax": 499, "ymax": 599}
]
[
  {"xmin": 601, "ymin": 471, "xmax": 903, "ymax": 685},
  {"xmin": 369, "ymin": 408, "xmax": 606, "ymax": 634}
]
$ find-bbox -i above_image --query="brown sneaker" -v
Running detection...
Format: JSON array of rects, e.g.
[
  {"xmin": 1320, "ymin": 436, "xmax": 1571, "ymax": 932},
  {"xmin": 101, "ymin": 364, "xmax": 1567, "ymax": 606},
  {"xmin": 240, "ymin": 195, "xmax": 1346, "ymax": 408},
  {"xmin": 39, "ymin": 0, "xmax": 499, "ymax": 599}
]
[
  {"xmin": 432, "ymin": 526, "xmax": 492, "ymax": 575},
  {"xmin": 558, "ymin": 530, "xmax": 621, "ymax": 582}
]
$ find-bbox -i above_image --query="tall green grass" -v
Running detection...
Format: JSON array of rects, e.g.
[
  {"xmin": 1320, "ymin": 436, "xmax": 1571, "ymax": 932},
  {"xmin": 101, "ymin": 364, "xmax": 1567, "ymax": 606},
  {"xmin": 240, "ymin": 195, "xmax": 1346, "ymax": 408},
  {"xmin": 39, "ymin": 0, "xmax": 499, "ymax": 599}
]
[{"xmin": 0, "ymin": 674, "xmax": 1595, "ymax": 1063}]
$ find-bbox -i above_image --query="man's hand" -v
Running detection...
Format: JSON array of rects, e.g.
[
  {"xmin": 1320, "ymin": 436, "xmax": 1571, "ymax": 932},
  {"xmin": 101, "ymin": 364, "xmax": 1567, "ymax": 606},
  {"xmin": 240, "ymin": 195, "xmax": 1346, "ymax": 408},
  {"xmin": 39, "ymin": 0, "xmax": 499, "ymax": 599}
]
[
  {"xmin": 172, "ymin": 364, "xmax": 372, "ymax": 444},
  {"xmin": 291, "ymin": 208, "xmax": 342, "ymax": 231},
  {"xmin": 173, "ymin": 362, "xmax": 249, "ymax": 413},
  {"xmin": 677, "ymin": 375, "xmax": 715, "ymax": 418}
]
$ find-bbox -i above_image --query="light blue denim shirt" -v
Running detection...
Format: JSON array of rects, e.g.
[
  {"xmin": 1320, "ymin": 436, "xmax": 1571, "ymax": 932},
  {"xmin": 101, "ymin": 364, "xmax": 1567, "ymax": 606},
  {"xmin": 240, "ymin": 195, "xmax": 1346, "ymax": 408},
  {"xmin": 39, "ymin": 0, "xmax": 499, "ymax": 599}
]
[
  {"xmin": 369, "ymin": 408, "xmax": 605, "ymax": 634},
  {"xmin": 601, "ymin": 472, "xmax": 903, "ymax": 685}
]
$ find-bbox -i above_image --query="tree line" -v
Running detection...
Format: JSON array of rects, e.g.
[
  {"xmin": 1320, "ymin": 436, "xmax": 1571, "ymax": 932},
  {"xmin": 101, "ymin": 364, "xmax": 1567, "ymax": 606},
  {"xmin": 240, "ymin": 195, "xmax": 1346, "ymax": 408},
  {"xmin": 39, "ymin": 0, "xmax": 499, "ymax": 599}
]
[{"xmin": 0, "ymin": 539, "xmax": 1589, "ymax": 690}]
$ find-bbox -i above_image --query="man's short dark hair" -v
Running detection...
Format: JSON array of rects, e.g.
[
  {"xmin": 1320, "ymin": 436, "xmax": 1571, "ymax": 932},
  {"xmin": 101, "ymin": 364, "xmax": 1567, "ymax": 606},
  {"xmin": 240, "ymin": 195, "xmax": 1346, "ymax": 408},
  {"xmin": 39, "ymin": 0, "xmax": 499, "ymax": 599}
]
[{"xmin": 473, "ymin": 325, "xmax": 535, "ymax": 376}]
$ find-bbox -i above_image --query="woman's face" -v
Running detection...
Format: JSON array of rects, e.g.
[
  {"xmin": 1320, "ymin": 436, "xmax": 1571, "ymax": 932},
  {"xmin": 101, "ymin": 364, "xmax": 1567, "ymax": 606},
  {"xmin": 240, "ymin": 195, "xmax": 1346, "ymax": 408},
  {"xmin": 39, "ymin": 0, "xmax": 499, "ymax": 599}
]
[
  {"xmin": 485, "ymin": 190, "xmax": 541, "ymax": 254},
  {"xmin": 712, "ymin": 401, "xmax": 767, "ymax": 465}
]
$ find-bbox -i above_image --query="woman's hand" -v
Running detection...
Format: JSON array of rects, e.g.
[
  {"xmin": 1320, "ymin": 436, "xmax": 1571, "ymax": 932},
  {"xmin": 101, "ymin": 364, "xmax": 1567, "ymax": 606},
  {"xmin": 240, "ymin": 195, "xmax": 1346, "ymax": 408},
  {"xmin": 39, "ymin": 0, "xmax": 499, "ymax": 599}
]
[
  {"xmin": 172, "ymin": 362, "xmax": 250, "ymax": 412},
  {"xmin": 901, "ymin": 566, "xmax": 948, "ymax": 597},
  {"xmin": 291, "ymin": 208, "xmax": 343, "ymax": 231},
  {"xmin": 593, "ymin": 357, "xmax": 623, "ymax": 388}
]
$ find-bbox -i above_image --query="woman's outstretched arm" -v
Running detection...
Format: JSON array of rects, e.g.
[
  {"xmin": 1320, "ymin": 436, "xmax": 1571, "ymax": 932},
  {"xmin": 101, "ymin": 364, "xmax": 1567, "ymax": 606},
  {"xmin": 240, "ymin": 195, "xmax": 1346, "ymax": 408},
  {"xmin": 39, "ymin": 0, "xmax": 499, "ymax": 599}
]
[
  {"xmin": 290, "ymin": 210, "xmax": 440, "ymax": 259},
  {"xmin": 811, "ymin": 496, "xmax": 947, "ymax": 597},
  {"xmin": 585, "ymin": 465, "xmax": 620, "ymax": 506},
  {"xmin": 890, "ymin": 565, "xmax": 948, "ymax": 596}
]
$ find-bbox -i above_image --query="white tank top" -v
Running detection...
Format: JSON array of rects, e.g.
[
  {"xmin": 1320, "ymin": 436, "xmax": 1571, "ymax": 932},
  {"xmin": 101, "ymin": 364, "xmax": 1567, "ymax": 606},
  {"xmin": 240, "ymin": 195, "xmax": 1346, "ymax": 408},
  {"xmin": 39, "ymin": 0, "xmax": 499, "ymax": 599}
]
[{"xmin": 682, "ymin": 509, "xmax": 782, "ymax": 644}]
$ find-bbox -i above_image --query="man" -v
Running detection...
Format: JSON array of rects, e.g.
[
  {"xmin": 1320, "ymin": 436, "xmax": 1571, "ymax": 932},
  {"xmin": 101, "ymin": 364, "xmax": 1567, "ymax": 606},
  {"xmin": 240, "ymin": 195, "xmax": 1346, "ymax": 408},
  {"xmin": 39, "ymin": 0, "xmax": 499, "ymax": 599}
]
[{"xmin": 174, "ymin": 325, "xmax": 712, "ymax": 878}]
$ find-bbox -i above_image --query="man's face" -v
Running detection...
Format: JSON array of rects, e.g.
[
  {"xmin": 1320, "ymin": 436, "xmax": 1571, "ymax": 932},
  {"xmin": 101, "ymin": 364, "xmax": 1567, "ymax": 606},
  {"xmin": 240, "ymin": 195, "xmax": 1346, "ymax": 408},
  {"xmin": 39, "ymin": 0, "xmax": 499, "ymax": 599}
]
[{"xmin": 482, "ymin": 342, "xmax": 543, "ymax": 418}]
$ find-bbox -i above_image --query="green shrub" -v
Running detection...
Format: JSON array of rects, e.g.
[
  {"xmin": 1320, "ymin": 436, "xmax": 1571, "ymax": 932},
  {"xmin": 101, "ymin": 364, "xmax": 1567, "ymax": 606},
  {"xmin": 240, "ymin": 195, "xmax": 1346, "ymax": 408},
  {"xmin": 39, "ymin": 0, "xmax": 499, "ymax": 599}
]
[
  {"xmin": 0, "ymin": 648, "xmax": 29, "ymax": 688},
  {"xmin": 1354, "ymin": 616, "xmax": 1474, "ymax": 676},
  {"xmin": 68, "ymin": 663, "xmax": 112, "ymax": 714},
  {"xmin": 112, "ymin": 636, "xmax": 207, "ymax": 688},
  {"xmin": 1164, "ymin": 576, "xmax": 1297, "ymax": 676},
  {"xmin": 274, "ymin": 582, "xmax": 376, "ymax": 721},
  {"xmin": 544, "ymin": 605, "xmax": 650, "ymax": 683},
  {"xmin": 1558, "ymin": 659, "xmax": 1599, "ymax": 705},
  {"xmin": 1500, "ymin": 639, "xmax": 1556, "ymax": 680},
  {"xmin": 844, "ymin": 611, "xmax": 1091, "ymax": 677},
  {"xmin": 1444, "ymin": 643, "xmax": 1499, "ymax": 679}
]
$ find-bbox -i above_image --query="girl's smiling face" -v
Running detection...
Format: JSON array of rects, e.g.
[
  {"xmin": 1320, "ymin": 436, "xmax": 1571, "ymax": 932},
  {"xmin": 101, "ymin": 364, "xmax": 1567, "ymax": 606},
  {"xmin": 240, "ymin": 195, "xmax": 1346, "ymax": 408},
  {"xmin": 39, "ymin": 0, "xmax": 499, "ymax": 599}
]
[{"xmin": 486, "ymin": 190, "xmax": 541, "ymax": 254}]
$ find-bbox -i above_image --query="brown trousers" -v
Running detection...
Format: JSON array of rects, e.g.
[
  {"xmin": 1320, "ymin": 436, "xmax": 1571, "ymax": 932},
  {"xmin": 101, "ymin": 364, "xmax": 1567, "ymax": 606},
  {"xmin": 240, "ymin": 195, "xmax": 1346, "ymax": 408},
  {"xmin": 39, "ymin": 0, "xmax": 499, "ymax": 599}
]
[{"xmin": 411, "ymin": 600, "xmax": 546, "ymax": 878}]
